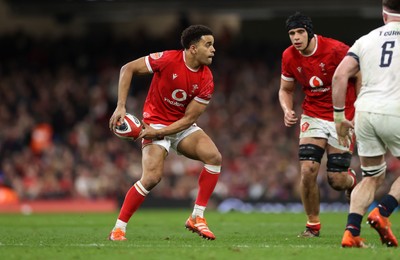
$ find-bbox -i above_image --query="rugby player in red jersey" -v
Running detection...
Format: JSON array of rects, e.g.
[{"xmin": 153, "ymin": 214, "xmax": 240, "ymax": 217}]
[
  {"xmin": 278, "ymin": 12, "xmax": 360, "ymax": 237},
  {"xmin": 108, "ymin": 25, "xmax": 220, "ymax": 241}
]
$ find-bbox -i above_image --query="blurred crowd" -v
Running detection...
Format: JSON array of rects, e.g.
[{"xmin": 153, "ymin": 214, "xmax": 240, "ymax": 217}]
[{"xmin": 1, "ymin": 25, "xmax": 399, "ymax": 206}]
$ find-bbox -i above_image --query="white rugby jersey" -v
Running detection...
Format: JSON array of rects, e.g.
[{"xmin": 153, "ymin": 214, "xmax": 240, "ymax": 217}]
[{"xmin": 349, "ymin": 22, "xmax": 400, "ymax": 116}]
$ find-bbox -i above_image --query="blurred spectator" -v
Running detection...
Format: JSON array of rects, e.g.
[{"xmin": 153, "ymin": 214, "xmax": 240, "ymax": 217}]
[{"xmin": 30, "ymin": 123, "xmax": 53, "ymax": 155}]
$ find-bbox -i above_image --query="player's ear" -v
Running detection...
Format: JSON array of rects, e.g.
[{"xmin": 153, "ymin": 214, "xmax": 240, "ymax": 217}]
[
  {"xmin": 382, "ymin": 12, "xmax": 388, "ymax": 23},
  {"xmin": 189, "ymin": 45, "xmax": 197, "ymax": 55}
]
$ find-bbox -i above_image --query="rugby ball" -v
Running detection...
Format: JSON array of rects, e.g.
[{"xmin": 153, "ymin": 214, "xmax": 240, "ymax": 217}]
[{"xmin": 113, "ymin": 113, "xmax": 142, "ymax": 140}]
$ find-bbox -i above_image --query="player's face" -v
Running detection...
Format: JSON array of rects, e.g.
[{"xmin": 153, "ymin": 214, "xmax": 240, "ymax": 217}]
[
  {"xmin": 194, "ymin": 35, "xmax": 215, "ymax": 65},
  {"xmin": 288, "ymin": 28, "xmax": 308, "ymax": 51}
]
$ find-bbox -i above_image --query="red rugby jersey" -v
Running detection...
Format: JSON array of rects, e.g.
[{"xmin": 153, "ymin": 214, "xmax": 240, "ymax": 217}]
[
  {"xmin": 281, "ymin": 35, "xmax": 356, "ymax": 121},
  {"xmin": 143, "ymin": 50, "xmax": 214, "ymax": 125}
]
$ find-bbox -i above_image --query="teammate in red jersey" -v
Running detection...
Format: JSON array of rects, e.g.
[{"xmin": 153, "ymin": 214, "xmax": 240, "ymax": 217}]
[
  {"xmin": 278, "ymin": 12, "xmax": 360, "ymax": 237},
  {"xmin": 108, "ymin": 25, "xmax": 221, "ymax": 241}
]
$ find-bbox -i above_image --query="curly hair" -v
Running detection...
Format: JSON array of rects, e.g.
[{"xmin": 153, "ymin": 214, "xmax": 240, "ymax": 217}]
[{"xmin": 180, "ymin": 25, "xmax": 213, "ymax": 49}]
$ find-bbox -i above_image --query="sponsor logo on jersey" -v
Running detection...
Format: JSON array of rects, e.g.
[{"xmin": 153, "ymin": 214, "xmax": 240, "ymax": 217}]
[
  {"xmin": 164, "ymin": 97, "xmax": 185, "ymax": 107},
  {"xmin": 309, "ymin": 76, "xmax": 323, "ymax": 88},
  {"xmin": 162, "ymin": 89, "xmax": 187, "ymax": 107},
  {"xmin": 172, "ymin": 89, "xmax": 187, "ymax": 102},
  {"xmin": 150, "ymin": 52, "xmax": 164, "ymax": 59},
  {"xmin": 172, "ymin": 73, "xmax": 178, "ymax": 80},
  {"xmin": 310, "ymin": 87, "xmax": 330, "ymax": 93}
]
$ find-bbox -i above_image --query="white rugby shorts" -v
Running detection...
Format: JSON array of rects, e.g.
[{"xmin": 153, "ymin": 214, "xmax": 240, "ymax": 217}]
[
  {"xmin": 355, "ymin": 111, "xmax": 400, "ymax": 157},
  {"xmin": 142, "ymin": 123, "xmax": 202, "ymax": 154},
  {"xmin": 299, "ymin": 114, "xmax": 352, "ymax": 151}
]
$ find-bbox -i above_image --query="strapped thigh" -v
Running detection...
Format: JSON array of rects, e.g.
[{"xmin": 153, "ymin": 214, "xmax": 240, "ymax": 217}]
[
  {"xmin": 361, "ymin": 163, "xmax": 387, "ymax": 177},
  {"xmin": 326, "ymin": 152, "xmax": 352, "ymax": 172},
  {"xmin": 299, "ymin": 144, "xmax": 325, "ymax": 163}
]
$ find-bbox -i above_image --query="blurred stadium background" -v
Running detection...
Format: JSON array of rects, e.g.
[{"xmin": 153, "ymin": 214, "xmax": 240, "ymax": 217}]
[{"xmin": 1, "ymin": 0, "xmax": 398, "ymax": 213}]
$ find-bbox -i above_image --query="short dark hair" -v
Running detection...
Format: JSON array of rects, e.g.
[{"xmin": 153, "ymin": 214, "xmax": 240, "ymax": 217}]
[
  {"xmin": 383, "ymin": 0, "xmax": 400, "ymax": 12},
  {"xmin": 180, "ymin": 25, "xmax": 213, "ymax": 49}
]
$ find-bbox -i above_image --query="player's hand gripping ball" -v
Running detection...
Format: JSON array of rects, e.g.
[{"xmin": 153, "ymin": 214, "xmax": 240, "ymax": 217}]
[{"xmin": 113, "ymin": 113, "xmax": 142, "ymax": 141}]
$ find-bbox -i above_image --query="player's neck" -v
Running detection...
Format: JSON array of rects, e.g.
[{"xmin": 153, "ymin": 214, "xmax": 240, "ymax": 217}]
[
  {"xmin": 300, "ymin": 36, "xmax": 317, "ymax": 56},
  {"xmin": 383, "ymin": 8, "xmax": 400, "ymax": 23},
  {"xmin": 184, "ymin": 51, "xmax": 201, "ymax": 71}
]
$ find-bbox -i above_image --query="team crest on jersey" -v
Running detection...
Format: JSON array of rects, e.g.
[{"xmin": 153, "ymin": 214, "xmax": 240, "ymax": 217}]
[
  {"xmin": 309, "ymin": 76, "xmax": 323, "ymax": 88},
  {"xmin": 319, "ymin": 62, "xmax": 327, "ymax": 75},
  {"xmin": 301, "ymin": 122, "xmax": 310, "ymax": 132},
  {"xmin": 191, "ymin": 84, "xmax": 198, "ymax": 93},
  {"xmin": 150, "ymin": 52, "xmax": 164, "ymax": 59}
]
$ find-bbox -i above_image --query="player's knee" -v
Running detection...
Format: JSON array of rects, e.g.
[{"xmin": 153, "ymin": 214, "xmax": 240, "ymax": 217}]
[
  {"xmin": 299, "ymin": 144, "xmax": 323, "ymax": 182},
  {"xmin": 141, "ymin": 165, "xmax": 163, "ymax": 189},
  {"xmin": 300, "ymin": 161, "xmax": 319, "ymax": 176},
  {"xmin": 299, "ymin": 161, "xmax": 319, "ymax": 186},
  {"xmin": 326, "ymin": 153, "xmax": 352, "ymax": 190},
  {"xmin": 205, "ymin": 150, "xmax": 222, "ymax": 166},
  {"xmin": 214, "ymin": 150, "xmax": 222, "ymax": 165},
  {"xmin": 142, "ymin": 175, "xmax": 162, "ymax": 190}
]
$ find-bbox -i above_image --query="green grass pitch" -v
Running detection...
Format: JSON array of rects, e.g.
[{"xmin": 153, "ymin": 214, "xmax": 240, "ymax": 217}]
[{"xmin": 0, "ymin": 209, "xmax": 398, "ymax": 259}]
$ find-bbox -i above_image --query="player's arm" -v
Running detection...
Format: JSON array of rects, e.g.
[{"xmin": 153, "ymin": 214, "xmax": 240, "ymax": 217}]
[
  {"xmin": 332, "ymin": 56, "xmax": 360, "ymax": 110},
  {"xmin": 109, "ymin": 57, "xmax": 150, "ymax": 130},
  {"xmin": 332, "ymin": 55, "xmax": 360, "ymax": 147},
  {"xmin": 353, "ymin": 72, "xmax": 362, "ymax": 96},
  {"xmin": 278, "ymin": 78, "xmax": 298, "ymax": 127},
  {"xmin": 139, "ymin": 99, "xmax": 207, "ymax": 140}
]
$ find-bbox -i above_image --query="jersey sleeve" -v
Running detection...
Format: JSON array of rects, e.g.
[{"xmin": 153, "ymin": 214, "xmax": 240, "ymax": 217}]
[
  {"xmin": 332, "ymin": 41, "xmax": 350, "ymax": 64},
  {"xmin": 195, "ymin": 70, "xmax": 214, "ymax": 105},
  {"xmin": 281, "ymin": 49, "xmax": 295, "ymax": 82},
  {"xmin": 347, "ymin": 38, "xmax": 362, "ymax": 62},
  {"xmin": 144, "ymin": 51, "xmax": 170, "ymax": 73}
]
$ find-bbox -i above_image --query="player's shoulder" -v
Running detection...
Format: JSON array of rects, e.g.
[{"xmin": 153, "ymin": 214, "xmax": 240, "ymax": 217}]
[
  {"xmin": 164, "ymin": 49, "xmax": 183, "ymax": 56},
  {"xmin": 351, "ymin": 25, "xmax": 387, "ymax": 51},
  {"xmin": 317, "ymin": 35, "xmax": 349, "ymax": 55},
  {"xmin": 318, "ymin": 35, "xmax": 348, "ymax": 48},
  {"xmin": 282, "ymin": 45, "xmax": 298, "ymax": 59},
  {"xmin": 201, "ymin": 65, "xmax": 214, "ymax": 80},
  {"xmin": 361, "ymin": 24, "xmax": 388, "ymax": 40},
  {"xmin": 149, "ymin": 49, "xmax": 182, "ymax": 61}
]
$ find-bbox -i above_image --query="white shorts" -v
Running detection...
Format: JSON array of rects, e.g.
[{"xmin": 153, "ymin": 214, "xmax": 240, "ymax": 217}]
[
  {"xmin": 142, "ymin": 123, "xmax": 202, "ymax": 154},
  {"xmin": 299, "ymin": 114, "xmax": 350, "ymax": 151},
  {"xmin": 355, "ymin": 111, "xmax": 400, "ymax": 157}
]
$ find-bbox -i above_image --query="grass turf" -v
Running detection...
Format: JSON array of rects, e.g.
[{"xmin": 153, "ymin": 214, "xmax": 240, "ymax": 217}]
[{"xmin": 0, "ymin": 209, "xmax": 398, "ymax": 259}]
